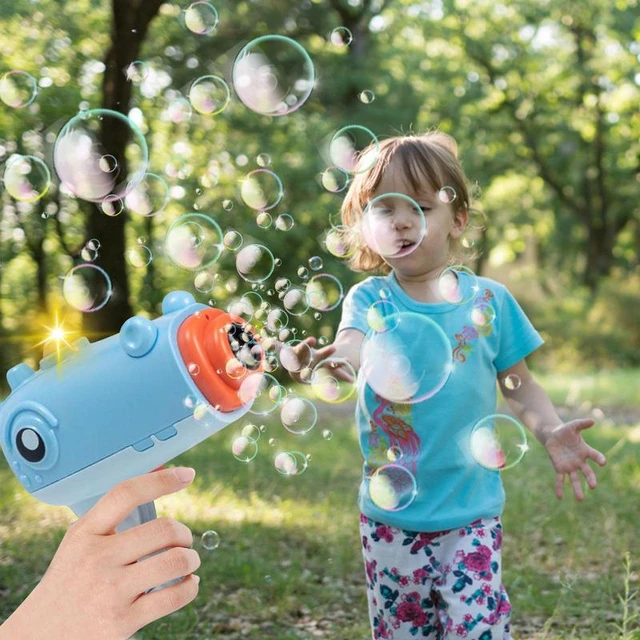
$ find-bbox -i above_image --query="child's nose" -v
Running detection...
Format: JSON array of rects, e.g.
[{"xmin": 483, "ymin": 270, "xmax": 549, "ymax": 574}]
[{"xmin": 393, "ymin": 207, "xmax": 414, "ymax": 229}]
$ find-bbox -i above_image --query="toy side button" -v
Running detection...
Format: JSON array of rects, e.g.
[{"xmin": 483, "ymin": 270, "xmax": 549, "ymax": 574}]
[
  {"xmin": 154, "ymin": 426, "xmax": 177, "ymax": 441},
  {"xmin": 120, "ymin": 317, "xmax": 158, "ymax": 358},
  {"xmin": 7, "ymin": 363, "xmax": 35, "ymax": 390},
  {"xmin": 132, "ymin": 437, "xmax": 155, "ymax": 452}
]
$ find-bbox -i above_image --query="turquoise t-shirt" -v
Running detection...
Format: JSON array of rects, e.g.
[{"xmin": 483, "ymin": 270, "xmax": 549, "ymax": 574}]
[{"xmin": 337, "ymin": 270, "xmax": 544, "ymax": 532}]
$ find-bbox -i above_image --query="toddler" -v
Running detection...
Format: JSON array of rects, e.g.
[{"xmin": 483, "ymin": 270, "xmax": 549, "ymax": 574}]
[{"xmin": 312, "ymin": 131, "xmax": 607, "ymax": 639}]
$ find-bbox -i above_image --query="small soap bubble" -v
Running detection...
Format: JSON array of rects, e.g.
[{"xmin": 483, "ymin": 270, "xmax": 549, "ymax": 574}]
[
  {"xmin": 201, "ymin": 530, "xmax": 220, "ymax": 550},
  {"xmin": 308, "ymin": 256, "xmax": 323, "ymax": 270},
  {"xmin": 256, "ymin": 211, "xmax": 272, "ymax": 228},
  {"xmin": 188, "ymin": 362, "xmax": 200, "ymax": 376},
  {"xmin": 322, "ymin": 429, "xmax": 333, "ymax": 441},
  {"xmin": 330, "ymin": 26, "xmax": 353, "ymax": 47},
  {"xmin": 275, "ymin": 213, "xmax": 294, "ymax": 231},
  {"xmin": 359, "ymin": 89, "xmax": 375, "ymax": 104},
  {"xmin": 232, "ymin": 434, "xmax": 258, "ymax": 462},
  {"xmin": 503, "ymin": 374, "xmax": 522, "ymax": 391}
]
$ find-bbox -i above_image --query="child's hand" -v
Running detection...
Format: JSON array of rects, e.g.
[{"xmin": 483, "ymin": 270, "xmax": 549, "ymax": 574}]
[
  {"xmin": 284, "ymin": 336, "xmax": 339, "ymax": 383},
  {"xmin": 543, "ymin": 419, "xmax": 607, "ymax": 501},
  {"xmin": 1, "ymin": 466, "xmax": 201, "ymax": 640}
]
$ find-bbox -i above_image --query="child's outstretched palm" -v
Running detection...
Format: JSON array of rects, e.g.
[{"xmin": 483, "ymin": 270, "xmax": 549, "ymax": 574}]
[{"xmin": 544, "ymin": 418, "xmax": 607, "ymax": 501}]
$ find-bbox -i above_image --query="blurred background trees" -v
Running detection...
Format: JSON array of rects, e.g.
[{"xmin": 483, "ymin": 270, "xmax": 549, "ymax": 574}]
[{"xmin": 0, "ymin": 0, "xmax": 638, "ymax": 394}]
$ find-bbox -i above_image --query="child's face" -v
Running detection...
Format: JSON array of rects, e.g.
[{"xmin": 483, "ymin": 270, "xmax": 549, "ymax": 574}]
[{"xmin": 367, "ymin": 161, "xmax": 466, "ymax": 277}]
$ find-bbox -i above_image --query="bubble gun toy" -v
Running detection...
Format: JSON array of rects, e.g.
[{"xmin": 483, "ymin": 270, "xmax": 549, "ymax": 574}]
[{"xmin": 0, "ymin": 291, "xmax": 264, "ymax": 589}]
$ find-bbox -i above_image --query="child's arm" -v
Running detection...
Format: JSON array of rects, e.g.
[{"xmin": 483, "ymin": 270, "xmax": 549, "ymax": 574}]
[{"xmin": 498, "ymin": 359, "xmax": 607, "ymax": 501}]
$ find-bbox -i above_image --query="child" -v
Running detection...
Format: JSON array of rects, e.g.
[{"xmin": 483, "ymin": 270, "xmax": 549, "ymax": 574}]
[{"xmin": 311, "ymin": 131, "xmax": 607, "ymax": 639}]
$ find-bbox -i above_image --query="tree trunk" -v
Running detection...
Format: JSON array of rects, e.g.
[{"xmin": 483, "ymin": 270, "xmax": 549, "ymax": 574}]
[{"xmin": 82, "ymin": 0, "xmax": 163, "ymax": 338}]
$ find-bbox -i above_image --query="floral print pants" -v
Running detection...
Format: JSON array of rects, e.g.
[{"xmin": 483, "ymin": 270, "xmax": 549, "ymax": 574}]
[{"xmin": 360, "ymin": 514, "xmax": 513, "ymax": 639}]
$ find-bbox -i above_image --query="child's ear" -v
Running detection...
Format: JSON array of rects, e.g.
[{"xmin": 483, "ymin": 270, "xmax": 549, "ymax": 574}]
[{"xmin": 450, "ymin": 209, "xmax": 468, "ymax": 238}]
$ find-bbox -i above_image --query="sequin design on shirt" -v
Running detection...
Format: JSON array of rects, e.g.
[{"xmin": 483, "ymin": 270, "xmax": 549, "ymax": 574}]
[
  {"xmin": 452, "ymin": 288, "xmax": 495, "ymax": 364},
  {"xmin": 365, "ymin": 396, "xmax": 421, "ymax": 475}
]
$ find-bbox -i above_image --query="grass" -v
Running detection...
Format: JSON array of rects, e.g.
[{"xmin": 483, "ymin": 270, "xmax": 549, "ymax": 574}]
[{"xmin": 0, "ymin": 369, "xmax": 639, "ymax": 639}]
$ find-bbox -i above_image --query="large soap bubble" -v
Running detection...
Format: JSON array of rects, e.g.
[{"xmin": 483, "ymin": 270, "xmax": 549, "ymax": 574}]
[
  {"xmin": 232, "ymin": 35, "xmax": 315, "ymax": 116},
  {"xmin": 54, "ymin": 109, "xmax": 148, "ymax": 203},
  {"xmin": 361, "ymin": 311, "xmax": 453, "ymax": 404}
]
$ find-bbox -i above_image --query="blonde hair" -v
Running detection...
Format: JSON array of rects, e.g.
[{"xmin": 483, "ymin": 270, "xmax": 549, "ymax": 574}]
[{"xmin": 339, "ymin": 131, "xmax": 484, "ymax": 274}]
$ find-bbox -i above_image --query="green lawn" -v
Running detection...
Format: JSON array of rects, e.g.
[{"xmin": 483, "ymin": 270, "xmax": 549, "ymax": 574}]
[{"xmin": 1, "ymin": 369, "xmax": 639, "ymax": 639}]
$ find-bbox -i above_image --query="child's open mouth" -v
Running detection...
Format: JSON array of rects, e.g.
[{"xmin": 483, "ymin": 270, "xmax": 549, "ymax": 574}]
[{"xmin": 393, "ymin": 239, "xmax": 417, "ymax": 256}]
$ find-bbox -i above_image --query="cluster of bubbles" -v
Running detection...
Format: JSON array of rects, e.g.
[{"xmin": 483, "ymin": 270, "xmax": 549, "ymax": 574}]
[{"xmin": 6, "ymin": 24, "xmax": 525, "ymax": 517}]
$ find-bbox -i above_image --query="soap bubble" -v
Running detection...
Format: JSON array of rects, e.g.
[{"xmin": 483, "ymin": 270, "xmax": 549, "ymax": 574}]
[
  {"xmin": 310, "ymin": 357, "xmax": 356, "ymax": 403},
  {"xmin": 236, "ymin": 244, "xmax": 275, "ymax": 283},
  {"xmin": 324, "ymin": 225, "xmax": 357, "ymax": 258},
  {"xmin": 127, "ymin": 245, "xmax": 153, "ymax": 268},
  {"xmin": 359, "ymin": 89, "xmax": 375, "ymax": 104},
  {"xmin": 329, "ymin": 27, "xmax": 353, "ymax": 48},
  {"xmin": 274, "ymin": 450, "xmax": 309, "ymax": 476},
  {"xmin": 308, "ymin": 256, "xmax": 323, "ymax": 270},
  {"xmin": 502, "ymin": 374, "xmax": 522, "ymax": 391},
  {"xmin": 470, "ymin": 414, "xmax": 528, "ymax": 471},
  {"xmin": 194, "ymin": 271, "xmax": 216, "ymax": 293},
  {"xmin": 279, "ymin": 339, "xmax": 312, "ymax": 373},
  {"xmin": 163, "ymin": 97, "xmax": 192, "ymax": 124},
  {"xmin": 275, "ymin": 213, "xmax": 294, "ymax": 231},
  {"xmin": 0, "ymin": 70, "xmax": 37, "ymax": 108},
  {"xmin": 241, "ymin": 423, "xmax": 262, "ymax": 441},
  {"xmin": 201, "ymin": 530, "xmax": 220, "ymax": 550},
  {"xmin": 280, "ymin": 395, "xmax": 317, "ymax": 435},
  {"xmin": 54, "ymin": 109, "xmax": 148, "ymax": 203},
  {"xmin": 256, "ymin": 152, "xmax": 271, "ymax": 167},
  {"xmin": 232, "ymin": 434, "xmax": 258, "ymax": 462},
  {"xmin": 437, "ymin": 265, "xmax": 479, "ymax": 305},
  {"xmin": 283, "ymin": 287, "xmax": 309, "ymax": 316},
  {"xmin": 361, "ymin": 311, "xmax": 452, "ymax": 403},
  {"xmin": 368, "ymin": 464, "xmax": 417, "ymax": 511},
  {"xmin": 232, "ymin": 35, "xmax": 315, "ymax": 116},
  {"xmin": 62, "ymin": 264, "xmax": 112, "ymax": 312},
  {"xmin": 223, "ymin": 229, "xmax": 243, "ymax": 251},
  {"xmin": 239, "ymin": 169, "xmax": 283, "ymax": 211},
  {"xmin": 470, "ymin": 303, "xmax": 496, "ymax": 328},
  {"xmin": 329, "ymin": 125, "xmax": 379, "ymax": 174},
  {"xmin": 239, "ymin": 372, "xmax": 283, "ymax": 415},
  {"xmin": 320, "ymin": 166, "xmax": 349, "ymax": 193},
  {"xmin": 125, "ymin": 173, "xmax": 169, "ymax": 217},
  {"xmin": 166, "ymin": 213, "xmax": 223, "ymax": 270},
  {"xmin": 366, "ymin": 299, "xmax": 400, "ymax": 333},
  {"xmin": 361, "ymin": 193, "xmax": 426, "ymax": 259},
  {"xmin": 124, "ymin": 61, "xmax": 149, "ymax": 83},
  {"xmin": 188, "ymin": 75, "xmax": 230, "ymax": 115},
  {"xmin": 3, "ymin": 154, "xmax": 51, "ymax": 202},
  {"xmin": 183, "ymin": 1, "xmax": 219, "ymax": 34},
  {"xmin": 305, "ymin": 274, "xmax": 344, "ymax": 311}
]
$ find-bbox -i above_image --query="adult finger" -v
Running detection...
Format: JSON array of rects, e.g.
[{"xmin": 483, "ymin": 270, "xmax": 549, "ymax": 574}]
[
  {"xmin": 569, "ymin": 470, "xmax": 584, "ymax": 501},
  {"xmin": 114, "ymin": 517, "xmax": 194, "ymax": 566},
  {"xmin": 127, "ymin": 574, "xmax": 200, "ymax": 633},
  {"xmin": 81, "ymin": 467, "xmax": 196, "ymax": 535},
  {"xmin": 556, "ymin": 473, "xmax": 564, "ymax": 500},
  {"xmin": 124, "ymin": 547, "xmax": 201, "ymax": 598},
  {"xmin": 581, "ymin": 462, "xmax": 597, "ymax": 491}
]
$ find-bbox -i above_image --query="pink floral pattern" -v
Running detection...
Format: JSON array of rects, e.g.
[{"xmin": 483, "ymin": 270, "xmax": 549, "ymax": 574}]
[{"xmin": 360, "ymin": 515, "xmax": 512, "ymax": 639}]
